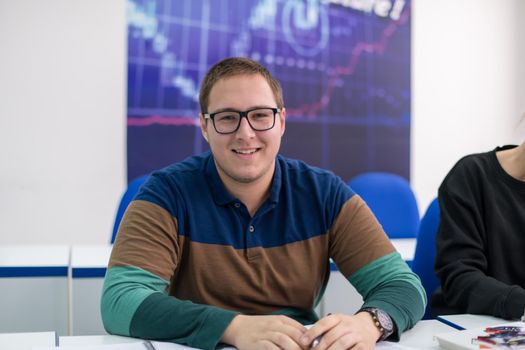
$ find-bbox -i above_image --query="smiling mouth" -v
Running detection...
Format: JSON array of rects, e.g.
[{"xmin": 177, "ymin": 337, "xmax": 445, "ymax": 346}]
[{"xmin": 232, "ymin": 148, "xmax": 260, "ymax": 155}]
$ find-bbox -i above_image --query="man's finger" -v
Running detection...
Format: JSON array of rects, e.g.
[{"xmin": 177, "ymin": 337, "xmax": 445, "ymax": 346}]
[
  {"xmin": 325, "ymin": 332, "xmax": 360, "ymax": 350},
  {"xmin": 300, "ymin": 315, "xmax": 340, "ymax": 347},
  {"xmin": 315, "ymin": 326, "xmax": 352, "ymax": 350},
  {"xmin": 278, "ymin": 315, "xmax": 310, "ymax": 332},
  {"xmin": 268, "ymin": 331, "xmax": 305, "ymax": 350}
]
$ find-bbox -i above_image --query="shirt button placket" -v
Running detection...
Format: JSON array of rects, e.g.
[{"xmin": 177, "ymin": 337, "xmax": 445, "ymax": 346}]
[
  {"xmin": 246, "ymin": 224, "xmax": 256, "ymax": 248},
  {"xmin": 246, "ymin": 223, "xmax": 260, "ymax": 261}
]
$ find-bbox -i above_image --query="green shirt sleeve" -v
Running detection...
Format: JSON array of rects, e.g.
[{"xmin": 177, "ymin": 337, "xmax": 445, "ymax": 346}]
[
  {"xmin": 348, "ymin": 252, "xmax": 426, "ymax": 340},
  {"xmin": 101, "ymin": 266, "xmax": 239, "ymax": 350}
]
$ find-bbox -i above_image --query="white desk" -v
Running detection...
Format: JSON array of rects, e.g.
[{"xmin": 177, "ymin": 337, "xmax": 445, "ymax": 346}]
[
  {"xmin": 436, "ymin": 313, "xmax": 508, "ymax": 330},
  {"xmin": 398, "ymin": 319, "xmax": 455, "ymax": 349},
  {"xmin": 60, "ymin": 334, "xmax": 141, "ymax": 346},
  {"xmin": 57, "ymin": 319, "xmax": 454, "ymax": 349},
  {"xmin": 70, "ymin": 245, "xmax": 113, "ymax": 336},
  {"xmin": 0, "ymin": 245, "xmax": 69, "ymax": 335},
  {"xmin": 0, "ymin": 331, "xmax": 57, "ymax": 350}
]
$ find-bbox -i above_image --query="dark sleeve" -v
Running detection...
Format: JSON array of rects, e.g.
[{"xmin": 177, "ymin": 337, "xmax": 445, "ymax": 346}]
[{"xmin": 435, "ymin": 160, "xmax": 525, "ymax": 319}]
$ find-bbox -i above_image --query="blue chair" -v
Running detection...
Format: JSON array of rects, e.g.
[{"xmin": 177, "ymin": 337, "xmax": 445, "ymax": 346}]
[
  {"xmin": 110, "ymin": 175, "xmax": 149, "ymax": 243},
  {"xmin": 348, "ymin": 172, "xmax": 420, "ymax": 238},
  {"xmin": 411, "ymin": 198, "xmax": 440, "ymax": 319}
]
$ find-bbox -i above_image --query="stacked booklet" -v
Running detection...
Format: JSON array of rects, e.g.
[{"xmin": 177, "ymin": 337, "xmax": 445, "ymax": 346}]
[{"xmin": 435, "ymin": 322, "xmax": 525, "ymax": 350}]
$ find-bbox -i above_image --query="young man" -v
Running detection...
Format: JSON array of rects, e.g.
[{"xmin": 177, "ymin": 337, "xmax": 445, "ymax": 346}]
[{"xmin": 101, "ymin": 57, "xmax": 425, "ymax": 350}]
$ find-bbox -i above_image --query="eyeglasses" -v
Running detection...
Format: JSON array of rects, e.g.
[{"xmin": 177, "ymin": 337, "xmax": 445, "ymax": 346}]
[{"xmin": 203, "ymin": 107, "xmax": 281, "ymax": 134}]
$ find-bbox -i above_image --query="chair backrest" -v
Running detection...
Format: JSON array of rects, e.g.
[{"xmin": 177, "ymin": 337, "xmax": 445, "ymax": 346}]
[
  {"xmin": 411, "ymin": 197, "xmax": 440, "ymax": 319},
  {"xmin": 348, "ymin": 172, "xmax": 420, "ymax": 238},
  {"xmin": 110, "ymin": 175, "xmax": 149, "ymax": 243}
]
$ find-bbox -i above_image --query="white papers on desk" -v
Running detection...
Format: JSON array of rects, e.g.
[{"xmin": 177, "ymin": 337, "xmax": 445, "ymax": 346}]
[
  {"xmin": 150, "ymin": 341, "xmax": 234, "ymax": 350},
  {"xmin": 434, "ymin": 322, "xmax": 525, "ymax": 350},
  {"xmin": 33, "ymin": 344, "xmax": 144, "ymax": 350},
  {"xmin": 32, "ymin": 340, "xmax": 236, "ymax": 350},
  {"xmin": 376, "ymin": 342, "xmax": 420, "ymax": 349}
]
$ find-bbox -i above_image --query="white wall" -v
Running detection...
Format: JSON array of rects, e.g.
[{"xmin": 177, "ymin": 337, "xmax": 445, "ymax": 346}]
[
  {"xmin": 411, "ymin": 0, "xmax": 525, "ymax": 211},
  {"xmin": 0, "ymin": 0, "xmax": 127, "ymax": 244},
  {"xmin": 515, "ymin": 0, "xmax": 525, "ymax": 144},
  {"xmin": 0, "ymin": 0, "xmax": 523, "ymax": 244}
]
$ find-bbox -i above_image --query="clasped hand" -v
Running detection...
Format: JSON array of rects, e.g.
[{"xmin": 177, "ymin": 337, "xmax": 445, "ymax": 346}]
[{"xmin": 221, "ymin": 313, "xmax": 381, "ymax": 350}]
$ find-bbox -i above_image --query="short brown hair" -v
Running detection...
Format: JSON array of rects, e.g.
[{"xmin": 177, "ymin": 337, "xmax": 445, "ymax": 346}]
[{"xmin": 199, "ymin": 57, "xmax": 284, "ymax": 113}]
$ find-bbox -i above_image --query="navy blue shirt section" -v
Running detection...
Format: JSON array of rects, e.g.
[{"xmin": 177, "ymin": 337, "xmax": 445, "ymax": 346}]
[{"xmin": 136, "ymin": 152, "xmax": 355, "ymax": 249}]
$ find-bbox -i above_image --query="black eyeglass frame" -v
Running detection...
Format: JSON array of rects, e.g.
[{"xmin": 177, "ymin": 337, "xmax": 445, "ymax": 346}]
[{"xmin": 203, "ymin": 107, "xmax": 281, "ymax": 134}]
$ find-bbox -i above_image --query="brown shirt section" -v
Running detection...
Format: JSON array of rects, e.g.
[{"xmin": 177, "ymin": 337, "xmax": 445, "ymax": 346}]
[
  {"xmin": 329, "ymin": 195, "xmax": 396, "ymax": 277},
  {"xmin": 171, "ymin": 235, "xmax": 329, "ymax": 314},
  {"xmin": 109, "ymin": 200, "xmax": 181, "ymax": 281}
]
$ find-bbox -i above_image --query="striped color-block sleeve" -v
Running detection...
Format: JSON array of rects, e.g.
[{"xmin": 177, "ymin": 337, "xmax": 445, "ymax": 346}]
[
  {"xmin": 329, "ymin": 195, "xmax": 426, "ymax": 338},
  {"xmin": 100, "ymin": 200, "xmax": 239, "ymax": 350}
]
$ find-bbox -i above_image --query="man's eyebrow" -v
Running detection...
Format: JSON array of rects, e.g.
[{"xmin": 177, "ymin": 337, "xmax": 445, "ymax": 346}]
[
  {"xmin": 209, "ymin": 106, "xmax": 274, "ymax": 113},
  {"xmin": 208, "ymin": 108, "xmax": 238, "ymax": 113}
]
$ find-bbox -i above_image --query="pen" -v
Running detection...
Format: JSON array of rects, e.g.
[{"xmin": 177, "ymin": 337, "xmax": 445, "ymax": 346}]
[
  {"xmin": 312, "ymin": 313, "xmax": 331, "ymax": 348},
  {"xmin": 143, "ymin": 341, "xmax": 156, "ymax": 350},
  {"xmin": 311, "ymin": 335, "xmax": 322, "ymax": 348}
]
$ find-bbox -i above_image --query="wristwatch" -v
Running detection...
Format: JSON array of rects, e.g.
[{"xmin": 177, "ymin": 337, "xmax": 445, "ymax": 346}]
[{"xmin": 358, "ymin": 307, "xmax": 394, "ymax": 341}]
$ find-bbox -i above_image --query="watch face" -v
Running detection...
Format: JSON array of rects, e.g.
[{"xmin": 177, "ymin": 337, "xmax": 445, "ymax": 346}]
[{"xmin": 376, "ymin": 309, "xmax": 393, "ymax": 331}]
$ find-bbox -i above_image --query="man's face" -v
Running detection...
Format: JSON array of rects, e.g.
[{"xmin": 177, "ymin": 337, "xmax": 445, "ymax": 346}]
[{"xmin": 200, "ymin": 74, "xmax": 285, "ymax": 186}]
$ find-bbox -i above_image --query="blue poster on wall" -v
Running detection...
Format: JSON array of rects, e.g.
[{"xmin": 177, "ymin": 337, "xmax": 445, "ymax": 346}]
[{"xmin": 127, "ymin": 0, "xmax": 411, "ymax": 183}]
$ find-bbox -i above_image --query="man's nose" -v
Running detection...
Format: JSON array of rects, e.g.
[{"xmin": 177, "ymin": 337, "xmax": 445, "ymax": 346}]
[{"xmin": 235, "ymin": 116, "xmax": 255, "ymax": 137}]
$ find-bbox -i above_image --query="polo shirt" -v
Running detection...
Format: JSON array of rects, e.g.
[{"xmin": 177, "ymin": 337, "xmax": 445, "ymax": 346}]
[{"xmin": 101, "ymin": 152, "xmax": 425, "ymax": 349}]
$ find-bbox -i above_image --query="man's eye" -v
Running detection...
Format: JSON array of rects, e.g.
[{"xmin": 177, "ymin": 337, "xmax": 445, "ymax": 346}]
[
  {"xmin": 252, "ymin": 112, "xmax": 271, "ymax": 119},
  {"xmin": 217, "ymin": 114, "xmax": 237, "ymax": 122}
]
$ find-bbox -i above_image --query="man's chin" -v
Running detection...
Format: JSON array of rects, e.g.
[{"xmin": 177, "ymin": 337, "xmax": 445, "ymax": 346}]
[
  {"xmin": 230, "ymin": 173, "xmax": 261, "ymax": 184},
  {"xmin": 215, "ymin": 159, "xmax": 274, "ymax": 186}
]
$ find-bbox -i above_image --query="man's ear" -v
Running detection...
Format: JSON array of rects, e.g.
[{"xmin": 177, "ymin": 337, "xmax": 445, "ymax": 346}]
[
  {"xmin": 280, "ymin": 107, "xmax": 286, "ymax": 137},
  {"xmin": 200, "ymin": 114, "xmax": 209, "ymax": 142}
]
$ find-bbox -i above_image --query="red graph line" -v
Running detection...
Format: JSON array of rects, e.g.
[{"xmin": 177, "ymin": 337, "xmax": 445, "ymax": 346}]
[
  {"xmin": 127, "ymin": 8, "xmax": 410, "ymax": 127},
  {"xmin": 287, "ymin": 8, "xmax": 410, "ymax": 117},
  {"xmin": 128, "ymin": 115, "xmax": 199, "ymax": 126}
]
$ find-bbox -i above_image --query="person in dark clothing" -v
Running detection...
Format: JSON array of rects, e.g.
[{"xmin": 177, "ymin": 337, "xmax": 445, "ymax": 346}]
[{"xmin": 432, "ymin": 138, "xmax": 525, "ymax": 320}]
